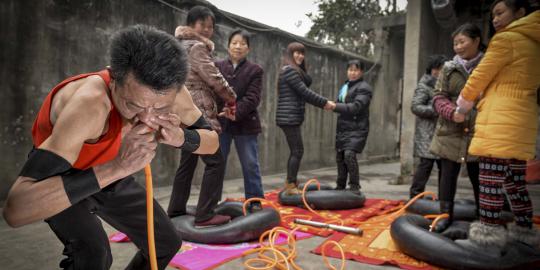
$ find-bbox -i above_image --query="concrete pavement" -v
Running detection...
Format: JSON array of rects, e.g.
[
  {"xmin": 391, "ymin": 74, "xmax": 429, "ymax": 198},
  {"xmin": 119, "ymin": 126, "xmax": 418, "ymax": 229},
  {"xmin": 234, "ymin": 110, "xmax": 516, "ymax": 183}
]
[{"xmin": 1, "ymin": 160, "xmax": 538, "ymax": 269}]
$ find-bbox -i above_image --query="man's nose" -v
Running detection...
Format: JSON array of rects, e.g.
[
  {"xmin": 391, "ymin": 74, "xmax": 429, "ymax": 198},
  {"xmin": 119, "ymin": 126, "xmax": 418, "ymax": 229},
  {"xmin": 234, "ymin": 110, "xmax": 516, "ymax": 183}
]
[{"xmin": 137, "ymin": 108, "xmax": 155, "ymax": 124}]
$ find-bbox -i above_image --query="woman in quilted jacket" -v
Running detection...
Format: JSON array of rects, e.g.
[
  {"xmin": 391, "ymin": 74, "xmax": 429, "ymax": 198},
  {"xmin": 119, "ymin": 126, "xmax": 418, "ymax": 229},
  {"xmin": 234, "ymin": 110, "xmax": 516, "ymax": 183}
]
[
  {"xmin": 330, "ymin": 60, "xmax": 372, "ymax": 193},
  {"xmin": 455, "ymin": 0, "xmax": 540, "ymax": 254},
  {"xmin": 275, "ymin": 42, "xmax": 335, "ymax": 195}
]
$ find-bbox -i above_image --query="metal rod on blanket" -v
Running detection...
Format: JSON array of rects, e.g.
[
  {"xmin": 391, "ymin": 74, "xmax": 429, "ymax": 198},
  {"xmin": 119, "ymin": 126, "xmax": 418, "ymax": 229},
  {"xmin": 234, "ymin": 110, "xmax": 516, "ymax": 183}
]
[{"xmin": 294, "ymin": 219, "xmax": 363, "ymax": 235}]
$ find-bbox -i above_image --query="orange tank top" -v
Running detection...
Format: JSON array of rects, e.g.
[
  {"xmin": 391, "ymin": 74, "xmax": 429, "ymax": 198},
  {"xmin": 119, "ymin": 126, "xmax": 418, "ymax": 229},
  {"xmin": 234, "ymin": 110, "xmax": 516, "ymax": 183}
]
[{"xmin": 32, "ymin": 70, "xmax": 122, "ymax": 170}]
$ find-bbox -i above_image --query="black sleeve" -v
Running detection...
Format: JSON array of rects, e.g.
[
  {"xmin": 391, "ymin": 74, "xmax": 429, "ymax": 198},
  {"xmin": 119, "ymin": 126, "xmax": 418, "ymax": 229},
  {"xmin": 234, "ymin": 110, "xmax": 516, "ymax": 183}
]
[
  {"xmin": 334, "ymin": 84, "xmax": 372, "ymax": 115},
  {"xmin": 235, "ymin": 67, "xmax": 263, "ymax": 121},
  {"xmin": 411, "ymin": 83, "xmax": 438, "ymax": 118},
  {"xmin": 283, "ymin": 67, "xmax": 328, "ymax": 108}
]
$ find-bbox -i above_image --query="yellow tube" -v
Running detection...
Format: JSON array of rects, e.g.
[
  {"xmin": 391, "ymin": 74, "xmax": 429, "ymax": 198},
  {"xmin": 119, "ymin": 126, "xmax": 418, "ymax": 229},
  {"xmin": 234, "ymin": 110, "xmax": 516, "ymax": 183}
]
[{"xmin": 145, "ymin": 165, "xmax": 158, "ymax": 270}]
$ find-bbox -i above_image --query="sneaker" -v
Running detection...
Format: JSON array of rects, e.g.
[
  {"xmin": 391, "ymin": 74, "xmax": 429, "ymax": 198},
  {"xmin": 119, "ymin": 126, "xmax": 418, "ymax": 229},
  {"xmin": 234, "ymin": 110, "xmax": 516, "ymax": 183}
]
[
  {"xmin": 335, "ymin": 185, "xmax": 346, "ymax": 190},
  {"xmin": 194, "ymin": 214, "xmax": 231, "ymax": 227}
]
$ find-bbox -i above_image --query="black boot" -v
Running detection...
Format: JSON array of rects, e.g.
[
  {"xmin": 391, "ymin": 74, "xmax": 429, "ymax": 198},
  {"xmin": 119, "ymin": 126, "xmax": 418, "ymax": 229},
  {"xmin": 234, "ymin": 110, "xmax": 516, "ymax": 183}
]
[{"xmin": 434, "ymin": 200, "xmax": 453, "ymax": 232}]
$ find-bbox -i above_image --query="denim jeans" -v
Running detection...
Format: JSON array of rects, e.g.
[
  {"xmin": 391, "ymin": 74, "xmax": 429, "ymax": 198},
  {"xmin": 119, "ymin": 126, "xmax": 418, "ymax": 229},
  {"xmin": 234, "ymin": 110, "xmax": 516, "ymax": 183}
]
[{"xmin": 220, "ymin": 132, "xmax": 264, "ymax": 199}]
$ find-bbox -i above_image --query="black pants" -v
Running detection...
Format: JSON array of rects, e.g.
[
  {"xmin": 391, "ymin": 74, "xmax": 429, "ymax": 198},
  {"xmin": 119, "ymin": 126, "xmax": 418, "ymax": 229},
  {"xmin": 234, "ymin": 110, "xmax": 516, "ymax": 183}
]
[
  {"xmin": 336, "ymin": 149, "xmax": 360, "ymax": 189},
  {"xmin": 410, "ymin": 158, "xmax": 441, "ymax": 198},
  {"xmin": 46, "ymin": 177, "xmax": 181, "ymax": 270},
  {"xmin": 279, "ymin": 125, "xmax": 304, "ymax": 184},
  {"xmin": 167, "ymin": 149, "xmax": 225, "ymax": 222},
  {"xmin": 439, "ymin": 159, "xmax": 480, "ymax": 210}
]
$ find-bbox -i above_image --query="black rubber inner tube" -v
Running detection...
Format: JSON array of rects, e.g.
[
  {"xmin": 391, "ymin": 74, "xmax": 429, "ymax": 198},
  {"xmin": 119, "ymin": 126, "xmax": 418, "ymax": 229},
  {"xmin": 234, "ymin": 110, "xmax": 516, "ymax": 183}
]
[
  {"xmin": 406, "ymin": 198, "xmax": 478, "ymax": 220},
  {"xmin": 171, "ymin": 201, "xmax": 281, "ymax": 244},
  {"xmin": 390, "ymin": 214, "xmax": 540, "ymax": 270},
  {"xmin": 406, "ymin": 198, "xmax": 514, "ymax": 223},
  {"xmin": 278, "ymin": 184, "xmax": 366, "ymax": 210}
]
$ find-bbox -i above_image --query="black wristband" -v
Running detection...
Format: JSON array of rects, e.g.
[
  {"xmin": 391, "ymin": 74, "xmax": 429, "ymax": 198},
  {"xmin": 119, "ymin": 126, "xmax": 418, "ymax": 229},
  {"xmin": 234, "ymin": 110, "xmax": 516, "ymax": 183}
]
[
  {"xmin": 188, "ymin": 115, "xmax": 212, "ymax": 130},
  {"xmin": 19, "ymin": 148, "xmax": 72, "ymax": 181},
  {"xmin": 180, "ymin": 128, "xmax": 200, "ymax": 152},
  {"xmin": 61, "ymin": 168, "xmax": 101, "ymax": 205}
]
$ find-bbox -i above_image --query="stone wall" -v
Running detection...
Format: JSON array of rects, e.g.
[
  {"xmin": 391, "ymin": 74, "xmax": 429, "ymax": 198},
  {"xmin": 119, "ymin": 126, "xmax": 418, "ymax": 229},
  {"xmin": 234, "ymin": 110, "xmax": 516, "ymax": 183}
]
[{"xmin": 0, "ymin": 0, "xmax": 401, "ymax": 201}]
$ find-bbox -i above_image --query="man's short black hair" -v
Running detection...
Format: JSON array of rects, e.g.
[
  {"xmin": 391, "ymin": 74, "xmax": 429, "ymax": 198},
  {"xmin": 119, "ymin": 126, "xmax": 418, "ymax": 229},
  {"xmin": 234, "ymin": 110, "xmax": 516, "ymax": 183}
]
[
  {"xmin": 109, "ymin": 24, "xmax": 188, "ymax": 92},
  {"xmin": 186, "ymin": 5, "xmax": 215, "ymax": 27},
  {"xmin": 425, "ymin": 54, "xmax": 447, "ymax": 74}
]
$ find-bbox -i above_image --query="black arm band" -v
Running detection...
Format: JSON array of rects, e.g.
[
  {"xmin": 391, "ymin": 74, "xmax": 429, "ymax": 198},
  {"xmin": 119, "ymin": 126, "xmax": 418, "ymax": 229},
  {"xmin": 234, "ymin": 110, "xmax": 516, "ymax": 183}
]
[
  {"xmin": 187, "ymin": 115, "xmax": 212, "ymax": 130},
  {"xmin": 180, "ymin": 128, "xmax": 201, "ymax": 152},
  {"xmin": 61, "ymin": 168, "xmax": 101, "ymax": 205},
  {"xmin": 18, "ymin": 148, "xmax": 100, "ymax": 205},
  {"xmin": 19, "ymin": 149, "xmax": 72, "ymax": 181}
]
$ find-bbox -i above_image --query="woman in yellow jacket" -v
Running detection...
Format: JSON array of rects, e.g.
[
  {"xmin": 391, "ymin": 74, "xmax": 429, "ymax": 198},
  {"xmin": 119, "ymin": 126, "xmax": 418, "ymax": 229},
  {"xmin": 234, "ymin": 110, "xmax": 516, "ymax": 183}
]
[{"xmin": 455, "ymin": 0, "xmax": 540, "ymax": 254}]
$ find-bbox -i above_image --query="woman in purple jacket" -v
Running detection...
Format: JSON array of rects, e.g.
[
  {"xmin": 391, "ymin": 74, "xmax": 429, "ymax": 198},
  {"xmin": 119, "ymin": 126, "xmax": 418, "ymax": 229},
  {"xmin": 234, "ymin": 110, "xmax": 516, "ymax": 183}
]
[{"xmin": 215, "ymin": 29, "xmax": 265, "ymax": 212}]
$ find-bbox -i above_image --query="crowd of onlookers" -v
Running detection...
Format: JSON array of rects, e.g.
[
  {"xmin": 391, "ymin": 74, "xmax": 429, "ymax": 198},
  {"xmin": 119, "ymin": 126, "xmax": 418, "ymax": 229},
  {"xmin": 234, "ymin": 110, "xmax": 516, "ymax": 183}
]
[{"xmin": 409, "ymin": 0, "xmax": 539, "ymax": 254}]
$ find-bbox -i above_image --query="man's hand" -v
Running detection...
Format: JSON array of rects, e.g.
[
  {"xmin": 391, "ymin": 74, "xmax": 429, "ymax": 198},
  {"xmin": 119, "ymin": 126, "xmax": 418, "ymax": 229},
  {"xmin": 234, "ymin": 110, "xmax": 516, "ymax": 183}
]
[
  {"xmin": 453, "ymin": 110, "xmax": 465, "ymax": 123},
  {"xmin": 151, "ymin": 113, "xmax": 186, "ymax": 147},
  {"xmin": 324, "ymin": 101, "xmax": 336, "ymax": 111},
  {"xmin": 218, "ymin": 107, "xmax": 236, "ymax": 121},
  {"xmin": 113, "ymin": 124, "xmax": 157, "ymax": 176}
]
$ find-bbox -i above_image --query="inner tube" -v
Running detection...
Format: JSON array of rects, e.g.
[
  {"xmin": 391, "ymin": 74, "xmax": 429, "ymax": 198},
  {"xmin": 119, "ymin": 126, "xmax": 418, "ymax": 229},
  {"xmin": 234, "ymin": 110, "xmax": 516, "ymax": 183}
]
[
  {"xmin": 390, "ymin": 214, "xmax": 540, "ymax": 270},
  {"xmin": 406, "ymin": 198, "xmax": 478, "ymax": 220},
  {"xmin": 171, "ymin": 201, "xmax": 281, "ymax": 244},
  {"xmin": 406, "ymin": 199, "xmax": 514, "ymax": 223},
  {"xmin": 278, "ymin": 183, "xmax": 366, "ymax": 210},
  {"xmin": 431, "ymin": 0, "xmax": 457, "ymax": 29}
]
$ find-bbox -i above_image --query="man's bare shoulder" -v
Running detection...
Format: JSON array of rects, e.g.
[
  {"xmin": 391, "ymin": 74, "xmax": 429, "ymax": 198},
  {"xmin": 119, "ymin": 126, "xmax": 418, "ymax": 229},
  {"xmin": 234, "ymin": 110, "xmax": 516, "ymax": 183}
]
[
  {"xmin": 51, "ymin": 75, "xmax": 112, "ymax": 133},
  {"xmin": 76, "ymin": 75, "xmax": 112, "ymax": 106}
]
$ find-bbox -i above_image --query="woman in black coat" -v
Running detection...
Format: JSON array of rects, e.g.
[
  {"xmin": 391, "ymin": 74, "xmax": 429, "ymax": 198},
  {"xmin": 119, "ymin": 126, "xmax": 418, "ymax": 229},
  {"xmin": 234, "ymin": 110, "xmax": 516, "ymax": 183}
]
[
  {"xmin": 275, "ymin": 42, "xmax": 334, "ymax": 195},
  {"xmin": 331, "ymin": 60, "xmax": 372, "ymax": 192}
]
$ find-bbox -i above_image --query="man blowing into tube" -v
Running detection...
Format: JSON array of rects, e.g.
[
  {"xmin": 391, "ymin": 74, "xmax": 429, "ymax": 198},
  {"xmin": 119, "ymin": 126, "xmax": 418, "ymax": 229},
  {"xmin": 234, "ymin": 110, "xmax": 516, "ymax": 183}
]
[{"xmin": 2, "ymin": 25, "xmax": 218, "ymax": 270}]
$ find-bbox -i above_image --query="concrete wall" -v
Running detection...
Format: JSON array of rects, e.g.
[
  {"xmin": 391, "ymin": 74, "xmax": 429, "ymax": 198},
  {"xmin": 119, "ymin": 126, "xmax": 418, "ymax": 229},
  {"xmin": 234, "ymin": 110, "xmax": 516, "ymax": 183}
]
[{"xmin": 0, "ymin": 0, "xmax": 400, "ymax": 201}]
